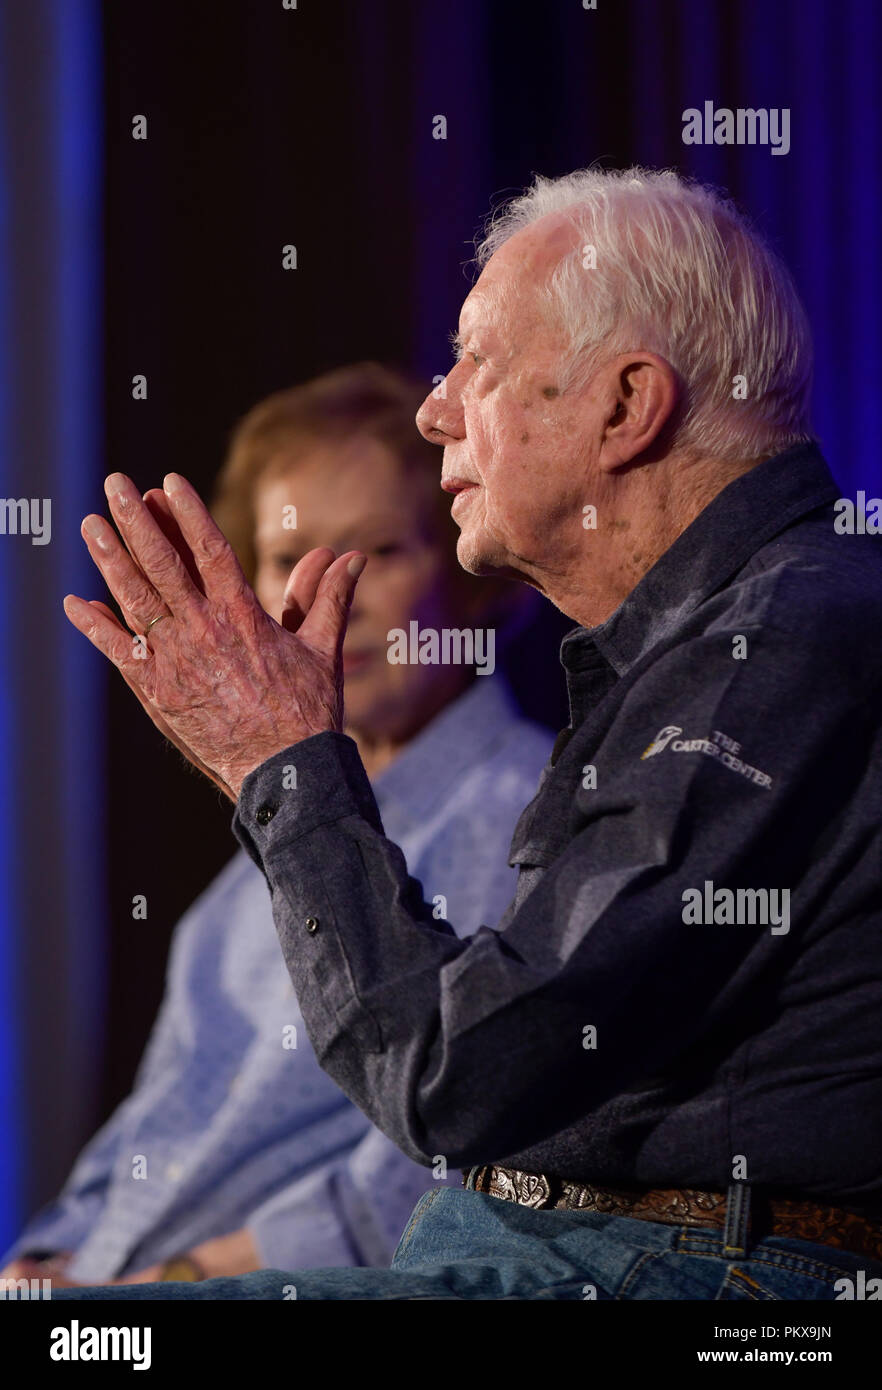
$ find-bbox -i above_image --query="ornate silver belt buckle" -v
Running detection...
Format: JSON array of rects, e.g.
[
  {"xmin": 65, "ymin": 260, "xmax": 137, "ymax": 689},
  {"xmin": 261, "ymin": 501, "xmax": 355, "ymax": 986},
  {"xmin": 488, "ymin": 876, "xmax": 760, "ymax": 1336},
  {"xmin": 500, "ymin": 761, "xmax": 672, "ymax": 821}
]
[{"xmin": 492, "ymin": 1168, "xmax": 554, "ymax": 1210}]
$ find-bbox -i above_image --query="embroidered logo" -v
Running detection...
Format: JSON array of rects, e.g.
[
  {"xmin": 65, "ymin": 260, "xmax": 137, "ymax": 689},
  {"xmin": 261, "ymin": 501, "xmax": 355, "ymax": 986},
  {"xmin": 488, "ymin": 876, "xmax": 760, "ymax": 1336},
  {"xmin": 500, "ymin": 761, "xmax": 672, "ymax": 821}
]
[
  {"xmin": 640, "ymin": 727, "xmax": 772, "ymax": 789},
  {"xmin": 640, "ymin": 725, "xmax": 683, "ymax": 759}
]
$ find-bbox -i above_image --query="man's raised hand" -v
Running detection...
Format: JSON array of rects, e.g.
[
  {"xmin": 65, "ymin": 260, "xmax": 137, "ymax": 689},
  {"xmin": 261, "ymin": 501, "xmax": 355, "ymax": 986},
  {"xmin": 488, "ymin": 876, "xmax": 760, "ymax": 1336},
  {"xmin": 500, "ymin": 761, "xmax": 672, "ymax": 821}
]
[{"xmin": 63, "ymin": 472, "xmax": 366, "ymax": 798}]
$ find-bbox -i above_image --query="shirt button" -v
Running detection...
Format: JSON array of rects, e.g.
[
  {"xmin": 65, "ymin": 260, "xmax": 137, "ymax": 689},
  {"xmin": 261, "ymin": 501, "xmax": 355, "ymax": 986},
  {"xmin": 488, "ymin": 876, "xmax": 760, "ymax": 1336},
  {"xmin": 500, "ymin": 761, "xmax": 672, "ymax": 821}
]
[
  {"xmin": 305, "ymin": 916, "xmax": 319, "ymax": 934},
  {"xmin": 256, "ymin": 805, "xmax": 276, "ymax": 826}
]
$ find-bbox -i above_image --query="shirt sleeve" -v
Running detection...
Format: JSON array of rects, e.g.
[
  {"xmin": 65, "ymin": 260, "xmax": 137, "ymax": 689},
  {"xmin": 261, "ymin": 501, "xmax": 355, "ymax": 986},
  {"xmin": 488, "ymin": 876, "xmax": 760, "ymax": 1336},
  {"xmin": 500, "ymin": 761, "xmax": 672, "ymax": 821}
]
[
  {"xmin": 1, "ymin": 976, "xmax": 186, "ymax": 1268},
  {"xmin": 3, "ymin": 860, "xmax": 212, "ymax": 1270},
  {"xmin": 232, "ymin": 613, "xmax": 872, "ymax": 1170},
  {"xmin": 1, "ymin": 1119, "xmax": 122, "ymax": 1265},
  {"xmin": 248, "ymin": 1124, "xmax": 459, "ymax": 1270}
]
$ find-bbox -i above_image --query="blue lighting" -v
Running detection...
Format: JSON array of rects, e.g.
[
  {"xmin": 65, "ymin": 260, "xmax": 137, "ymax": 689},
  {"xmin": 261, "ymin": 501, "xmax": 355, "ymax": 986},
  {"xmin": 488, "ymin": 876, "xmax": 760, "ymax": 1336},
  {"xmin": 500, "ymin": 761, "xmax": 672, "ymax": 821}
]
[{"xmin": 0, "ymin": 0, "xmax": 103, "ymax": 1248}]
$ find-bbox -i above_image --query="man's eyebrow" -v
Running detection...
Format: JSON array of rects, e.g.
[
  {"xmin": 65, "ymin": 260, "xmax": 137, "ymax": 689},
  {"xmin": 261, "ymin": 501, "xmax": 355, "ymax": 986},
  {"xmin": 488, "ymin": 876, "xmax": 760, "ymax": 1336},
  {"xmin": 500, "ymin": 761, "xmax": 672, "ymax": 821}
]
[{"xmin": 448, "ymin": 323, "xmax": 489, "ymax": 361}]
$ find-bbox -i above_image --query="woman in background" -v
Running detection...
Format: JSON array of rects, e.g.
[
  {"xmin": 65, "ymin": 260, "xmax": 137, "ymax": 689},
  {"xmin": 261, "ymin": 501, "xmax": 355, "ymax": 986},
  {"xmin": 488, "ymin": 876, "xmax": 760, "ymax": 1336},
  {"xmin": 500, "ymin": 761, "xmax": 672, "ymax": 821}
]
[{"xmin": 2, "ymin": 363, "xmax": 553, "ymax": 1287}]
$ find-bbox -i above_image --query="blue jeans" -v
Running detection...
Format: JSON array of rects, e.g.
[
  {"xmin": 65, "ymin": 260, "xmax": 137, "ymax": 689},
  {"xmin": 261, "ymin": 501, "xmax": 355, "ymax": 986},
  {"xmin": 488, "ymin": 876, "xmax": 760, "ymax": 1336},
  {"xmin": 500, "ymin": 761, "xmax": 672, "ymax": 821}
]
[{"xmin": 51, "ymin": 1185, "xmax": 880, "ymax": 1301}]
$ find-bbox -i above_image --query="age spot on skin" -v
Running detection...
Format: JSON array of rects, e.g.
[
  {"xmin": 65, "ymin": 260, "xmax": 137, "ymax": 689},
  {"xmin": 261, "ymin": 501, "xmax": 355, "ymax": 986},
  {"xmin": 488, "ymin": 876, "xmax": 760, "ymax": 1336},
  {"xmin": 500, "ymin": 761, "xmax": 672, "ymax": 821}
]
[
  {"xmin": 520, "ymin": 431, "xmax": 530, "ymax": 444},
  {"xmin": 542, "ymin": 386, "xmax": 560, "ymax": 399}
]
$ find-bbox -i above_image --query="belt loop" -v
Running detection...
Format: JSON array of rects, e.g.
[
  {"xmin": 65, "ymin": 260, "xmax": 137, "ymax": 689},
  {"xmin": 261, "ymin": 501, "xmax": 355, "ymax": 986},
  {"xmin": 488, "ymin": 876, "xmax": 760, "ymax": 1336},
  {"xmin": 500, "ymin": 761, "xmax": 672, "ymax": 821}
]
[{"xmin": 723, "ymin": 1183, "xmax": 752, "ymax": 1257}]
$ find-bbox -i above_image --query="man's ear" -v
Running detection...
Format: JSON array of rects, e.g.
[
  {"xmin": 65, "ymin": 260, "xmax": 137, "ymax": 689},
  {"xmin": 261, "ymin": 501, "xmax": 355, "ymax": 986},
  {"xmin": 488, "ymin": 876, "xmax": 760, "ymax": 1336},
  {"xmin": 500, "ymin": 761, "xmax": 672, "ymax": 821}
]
[{"xmin": 597, "ymin": 352, "xmax": 680, "ymax": 473}]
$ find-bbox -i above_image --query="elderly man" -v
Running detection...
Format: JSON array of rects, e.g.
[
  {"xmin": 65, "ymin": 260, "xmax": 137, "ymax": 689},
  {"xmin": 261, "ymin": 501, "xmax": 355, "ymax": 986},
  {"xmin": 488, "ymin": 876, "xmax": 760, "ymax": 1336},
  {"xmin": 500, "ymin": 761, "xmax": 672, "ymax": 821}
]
[{"xmin": 58, "ymin": 167, "xmax": 882, "ymax": 1301}]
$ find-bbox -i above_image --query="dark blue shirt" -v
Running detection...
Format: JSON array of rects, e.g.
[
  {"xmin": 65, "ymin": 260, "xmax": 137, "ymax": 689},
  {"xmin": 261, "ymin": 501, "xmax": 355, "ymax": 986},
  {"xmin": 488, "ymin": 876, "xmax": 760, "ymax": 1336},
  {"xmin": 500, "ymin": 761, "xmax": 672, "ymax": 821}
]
[{"xmin": 234, "ymin": 443, "xmax": 882, "ymax": 1215}]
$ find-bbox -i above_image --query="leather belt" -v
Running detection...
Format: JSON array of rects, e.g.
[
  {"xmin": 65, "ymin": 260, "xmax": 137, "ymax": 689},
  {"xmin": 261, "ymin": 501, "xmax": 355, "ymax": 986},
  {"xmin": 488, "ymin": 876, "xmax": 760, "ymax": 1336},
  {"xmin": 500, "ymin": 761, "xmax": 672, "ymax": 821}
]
[{"xmin": 466, "ymin": 1165, "xmax": 882, "ymax": 1264}]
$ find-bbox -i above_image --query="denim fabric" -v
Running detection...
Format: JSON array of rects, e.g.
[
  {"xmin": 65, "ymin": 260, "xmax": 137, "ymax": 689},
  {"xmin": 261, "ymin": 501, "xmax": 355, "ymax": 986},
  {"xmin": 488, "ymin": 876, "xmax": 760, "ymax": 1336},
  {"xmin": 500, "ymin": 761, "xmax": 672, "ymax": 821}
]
[{"xmin": 50, "ymin": 1188, "xmax": 882, "ymax": 1301}]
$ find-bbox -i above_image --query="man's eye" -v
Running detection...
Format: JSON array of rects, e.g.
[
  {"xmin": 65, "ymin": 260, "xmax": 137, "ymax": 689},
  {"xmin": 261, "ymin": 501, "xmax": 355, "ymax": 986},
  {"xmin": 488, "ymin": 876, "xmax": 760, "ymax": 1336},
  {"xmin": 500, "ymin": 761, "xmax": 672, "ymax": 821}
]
[
  {"xmin": 272, "ymin": 555, "xmax": 299, "ymax": 571},
  {"xmin": 371, "ymin": 542, "xmax": 403, "ymax": 557},
  {"xmin": 471, "ymin": 353, "xmax": 486, "ymax": 367}
]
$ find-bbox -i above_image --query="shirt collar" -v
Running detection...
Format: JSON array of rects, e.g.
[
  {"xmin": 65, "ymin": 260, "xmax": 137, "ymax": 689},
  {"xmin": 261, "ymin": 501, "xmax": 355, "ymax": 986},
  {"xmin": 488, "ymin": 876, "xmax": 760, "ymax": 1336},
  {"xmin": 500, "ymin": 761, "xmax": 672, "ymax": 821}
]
[
  {"xmin": 560, "ymin": 442, "xmax": 842, "ymax": 682},
  {"xmin": 371, "ymin": 673, "xmax": 522, "ymax": 824}
]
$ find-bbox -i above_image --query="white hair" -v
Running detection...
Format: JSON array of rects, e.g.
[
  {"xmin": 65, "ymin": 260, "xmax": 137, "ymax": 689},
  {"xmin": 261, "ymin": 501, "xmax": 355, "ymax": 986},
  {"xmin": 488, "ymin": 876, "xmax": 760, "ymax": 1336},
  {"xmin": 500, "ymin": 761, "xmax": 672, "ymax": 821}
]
[{"xmin": 475, "ymin": 166, "xmax": 815, "ymax": 462}]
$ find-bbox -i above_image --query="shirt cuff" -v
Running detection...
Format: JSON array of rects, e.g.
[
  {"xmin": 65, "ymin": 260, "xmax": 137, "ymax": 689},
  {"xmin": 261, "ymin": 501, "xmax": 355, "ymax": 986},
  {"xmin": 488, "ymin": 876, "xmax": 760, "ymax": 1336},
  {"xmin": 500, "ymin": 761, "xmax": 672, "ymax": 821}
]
[{"xmin": 232, "ymin": 731, "xmax": 383, "ymax": 874}]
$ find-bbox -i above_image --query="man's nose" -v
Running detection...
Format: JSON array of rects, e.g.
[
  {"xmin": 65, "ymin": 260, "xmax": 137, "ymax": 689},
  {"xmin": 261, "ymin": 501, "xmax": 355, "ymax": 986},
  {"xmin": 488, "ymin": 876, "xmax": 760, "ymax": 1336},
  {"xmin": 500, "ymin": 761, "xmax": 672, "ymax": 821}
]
[{"xmin": 416, "ymin": 371, "xmax": 465, "ymax": 445}]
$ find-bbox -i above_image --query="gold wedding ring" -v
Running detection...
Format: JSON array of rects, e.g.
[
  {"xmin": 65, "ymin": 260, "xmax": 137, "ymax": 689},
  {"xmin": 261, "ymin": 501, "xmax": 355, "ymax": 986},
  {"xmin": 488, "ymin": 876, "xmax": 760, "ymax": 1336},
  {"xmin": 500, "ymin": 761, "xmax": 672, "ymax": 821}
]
[{"xmin": 144, "ymin": 614, "xmax": 170, "ymax": 636}]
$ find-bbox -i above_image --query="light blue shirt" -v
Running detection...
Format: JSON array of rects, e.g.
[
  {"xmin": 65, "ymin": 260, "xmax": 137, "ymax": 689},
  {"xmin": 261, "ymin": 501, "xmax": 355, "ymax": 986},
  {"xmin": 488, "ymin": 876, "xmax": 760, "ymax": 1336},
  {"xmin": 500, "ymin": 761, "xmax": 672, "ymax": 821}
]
[{"xmin": 6, "ymin": 675, "xmax": 552, "ymax": 1278}]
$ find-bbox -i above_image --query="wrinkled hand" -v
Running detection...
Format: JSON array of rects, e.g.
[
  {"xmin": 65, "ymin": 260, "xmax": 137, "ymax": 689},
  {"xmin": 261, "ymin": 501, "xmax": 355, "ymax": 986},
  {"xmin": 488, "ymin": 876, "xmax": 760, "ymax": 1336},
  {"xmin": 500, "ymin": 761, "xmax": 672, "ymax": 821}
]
[
  {"xmin": 84, "ymin": 488, "xmax": 237, "ymax": 801},
  {"xmin": 63, "ymin": 472, "xmax": 366, "ymax": 799}
]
